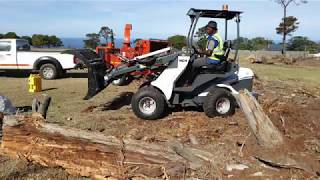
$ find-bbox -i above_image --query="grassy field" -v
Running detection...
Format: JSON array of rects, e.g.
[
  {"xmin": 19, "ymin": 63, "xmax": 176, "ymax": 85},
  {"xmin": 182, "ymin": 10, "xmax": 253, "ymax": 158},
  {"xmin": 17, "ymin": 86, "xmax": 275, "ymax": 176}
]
[{"xmin": 240, "ymin": 58, "xmax": 320, "ymax": 88}]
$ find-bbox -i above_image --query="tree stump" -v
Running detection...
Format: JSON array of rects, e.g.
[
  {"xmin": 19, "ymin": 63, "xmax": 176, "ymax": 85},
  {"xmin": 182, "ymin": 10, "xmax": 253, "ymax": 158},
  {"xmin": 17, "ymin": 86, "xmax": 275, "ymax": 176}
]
[{"xmin": 235, "ymin": 89, "xmax": 284, "ymax": 148}]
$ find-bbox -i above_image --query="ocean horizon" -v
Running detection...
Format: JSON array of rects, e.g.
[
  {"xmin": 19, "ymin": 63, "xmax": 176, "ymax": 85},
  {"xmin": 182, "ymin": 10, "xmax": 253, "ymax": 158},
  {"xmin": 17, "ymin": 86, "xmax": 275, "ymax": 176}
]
[{"xmin": 61, "ymin": 38, "xmax": 124, "ymax": 49}]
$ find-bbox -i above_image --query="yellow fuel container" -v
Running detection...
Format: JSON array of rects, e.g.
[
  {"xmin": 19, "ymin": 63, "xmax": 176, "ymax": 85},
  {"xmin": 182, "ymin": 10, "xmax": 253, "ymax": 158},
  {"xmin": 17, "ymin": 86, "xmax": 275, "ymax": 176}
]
[{"xmin": 28, "ymin": 74, "xmax": 42, "ymax": 93}]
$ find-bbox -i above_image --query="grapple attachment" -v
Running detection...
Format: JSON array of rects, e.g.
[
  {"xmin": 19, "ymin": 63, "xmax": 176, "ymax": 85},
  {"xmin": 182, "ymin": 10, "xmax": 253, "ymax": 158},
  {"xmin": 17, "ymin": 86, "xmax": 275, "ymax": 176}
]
[
  {"xmin": 64, "ymin": 49, "xmax": 113, "ymax": 100},
  {"xmin": 83, "ymin": 59, "xmax": 110, "ymax": 100}
]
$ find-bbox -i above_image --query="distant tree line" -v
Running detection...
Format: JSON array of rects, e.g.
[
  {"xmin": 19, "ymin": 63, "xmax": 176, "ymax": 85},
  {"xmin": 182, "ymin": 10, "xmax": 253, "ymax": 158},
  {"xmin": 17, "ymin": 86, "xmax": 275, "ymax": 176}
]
[
  {"xmin": 237, "ymin": 37, "xmax": 273, "ymax": 51},
  {"xmin": 287, "ymin": 36, "xmax": 319, "ymax": 53},
  {"xmin": 0, "ymin": 32, "xmax": 63, "ymax": 48},
  {"xmin": 167, "ymin": 34, "xmax": 319, "ymax": 53},
  {"xmin": 84, "ymin": 20, "xmax": 319, "ymax": 54}
]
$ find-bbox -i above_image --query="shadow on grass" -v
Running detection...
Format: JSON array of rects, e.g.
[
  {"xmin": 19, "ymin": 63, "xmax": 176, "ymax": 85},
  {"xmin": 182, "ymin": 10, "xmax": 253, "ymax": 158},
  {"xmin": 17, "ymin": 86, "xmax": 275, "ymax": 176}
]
[
  {"xmin": 16, "ymin": 106, "xmax": 32, "ymax": 113},
  {"xmin": 66, "ymin": 72, "xmax": 88, "ymax": 78},
  {"xmin": 101, "ymin": 92, "xmax": 134, "ymax": 111},
  {"xmin": 96, "ymin": 91, "xmax": 203, "ymax": 118},
  {"xmin": 0, "ymin": 71, "xmax": 88, "ymax": 79},
  {"xmin": 42, "ymin": 88, "xmax": 58, "ymax": 92},
  {"xmin": 0, "ymin": 71, "xmax": 30, "ymax": 78}
]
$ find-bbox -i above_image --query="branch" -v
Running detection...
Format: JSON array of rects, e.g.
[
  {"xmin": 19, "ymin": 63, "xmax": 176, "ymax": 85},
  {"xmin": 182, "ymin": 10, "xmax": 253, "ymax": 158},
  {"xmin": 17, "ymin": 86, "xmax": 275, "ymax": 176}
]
[
  {"xmin": 275, "ymin": 0, "xmax": 286, "ymax": 8},
  {"xmin": 285, "ymin": 0, "xmax": 295, "ymax": 7}
]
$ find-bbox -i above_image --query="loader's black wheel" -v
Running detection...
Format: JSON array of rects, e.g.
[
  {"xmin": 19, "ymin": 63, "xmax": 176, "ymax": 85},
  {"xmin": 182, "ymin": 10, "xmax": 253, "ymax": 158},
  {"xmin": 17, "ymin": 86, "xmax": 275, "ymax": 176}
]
[
  {"xmin": 203, "ymin": 88, "xmax": 236, "ymax": 118},
  {"xmin": 131, "ymin": 86, "xmax": 166, "ymax": 120},
  {"xmin": 112, "ymin": 76, "xmax": 132, "ymax": 86},
  {"xmin": 39, "ymin": 63, "xmax": 58, "ymax": 80}
]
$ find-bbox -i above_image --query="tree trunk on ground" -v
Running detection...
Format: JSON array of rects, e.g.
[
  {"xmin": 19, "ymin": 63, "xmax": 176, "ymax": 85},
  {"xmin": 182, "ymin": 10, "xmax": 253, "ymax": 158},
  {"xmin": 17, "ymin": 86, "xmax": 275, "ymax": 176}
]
[
  {"xmin": 0, "ymin": 115, "xmax": 215, "ymax": 179},
  {"xmin": 234, "ymin": 89, "xmax": 284, "ymax": 148}
]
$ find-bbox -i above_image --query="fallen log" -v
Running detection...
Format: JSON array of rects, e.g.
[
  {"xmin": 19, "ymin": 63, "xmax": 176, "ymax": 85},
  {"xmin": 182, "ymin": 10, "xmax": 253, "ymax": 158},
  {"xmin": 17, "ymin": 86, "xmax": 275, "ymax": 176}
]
[
  {"xmin": 255, "ymin": 154, "xmax": 318, "ymax": 176},
  {"xmin": 234, "ymin": 89, "xmax": 284, "ymax": 148},
  {"xmin": 0, "ymin": 115, "xmax": 214, "ymax": 179}
]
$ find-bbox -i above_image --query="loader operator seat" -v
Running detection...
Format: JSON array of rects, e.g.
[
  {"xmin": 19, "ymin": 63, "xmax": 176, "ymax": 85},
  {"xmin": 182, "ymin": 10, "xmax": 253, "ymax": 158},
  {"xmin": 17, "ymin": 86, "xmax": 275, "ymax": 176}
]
[{"xmin": 200, "ymin": 40, "xmax": 232, "ymax": 73}]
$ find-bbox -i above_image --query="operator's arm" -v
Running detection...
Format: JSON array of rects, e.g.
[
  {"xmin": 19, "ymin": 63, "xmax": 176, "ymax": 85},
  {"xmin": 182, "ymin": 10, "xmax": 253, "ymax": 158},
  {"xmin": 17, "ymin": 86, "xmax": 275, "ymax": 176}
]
[{"xmin": 200, "ymin": 38, "xmax": 218, "ymax": 56}]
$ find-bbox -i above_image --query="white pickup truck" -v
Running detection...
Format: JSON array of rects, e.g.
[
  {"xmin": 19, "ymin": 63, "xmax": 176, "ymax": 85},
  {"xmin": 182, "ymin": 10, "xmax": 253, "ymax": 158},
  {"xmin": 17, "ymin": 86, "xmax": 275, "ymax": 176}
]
[{"xmin": 0, "ymin": 39, "xmax": 78, "ymax": 79}]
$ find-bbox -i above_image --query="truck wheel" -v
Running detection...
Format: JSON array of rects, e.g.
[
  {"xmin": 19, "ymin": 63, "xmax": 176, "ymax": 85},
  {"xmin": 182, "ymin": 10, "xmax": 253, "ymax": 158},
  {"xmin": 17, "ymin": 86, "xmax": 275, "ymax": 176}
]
[
  {"xmin": 203, "ymin": 88, "xmax": 236, "ymax": 118},
  {"xmin": 112, "ymin": 76, "xmax": 132, "ymax": 86},
  {"xmin": 131, "ymin": 86, "xmax": 166, "ymax": 120},
  {"xmin": 39, "ymin": 63, "xmax": 58, "ymax": 80}
]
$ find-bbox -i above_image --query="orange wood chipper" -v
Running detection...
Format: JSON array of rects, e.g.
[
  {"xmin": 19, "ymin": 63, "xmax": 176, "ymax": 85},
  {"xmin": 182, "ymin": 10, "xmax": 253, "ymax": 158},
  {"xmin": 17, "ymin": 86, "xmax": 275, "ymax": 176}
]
[{"xmin": 95, "ymin": 24, "xmax": 168, "ymax": 85}]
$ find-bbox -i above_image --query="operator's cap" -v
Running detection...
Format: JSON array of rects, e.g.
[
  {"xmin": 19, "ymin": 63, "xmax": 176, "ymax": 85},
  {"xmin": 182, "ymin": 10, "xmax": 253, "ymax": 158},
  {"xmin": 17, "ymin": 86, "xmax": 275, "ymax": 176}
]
[{"xmin": 206, "ymin": 21, "xmax": 218, "ymax": 29}]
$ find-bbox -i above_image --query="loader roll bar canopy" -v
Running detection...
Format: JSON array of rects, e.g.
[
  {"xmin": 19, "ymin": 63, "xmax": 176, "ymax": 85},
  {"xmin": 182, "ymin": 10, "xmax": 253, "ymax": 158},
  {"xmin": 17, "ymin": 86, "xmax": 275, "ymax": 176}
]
[
  {"xmin": 187, "ymin": 8, "xmax": 242, "ymax": 20},
  {"xmin": 186, "ymin": 8, "xmax": 242, "ymax": 62}
]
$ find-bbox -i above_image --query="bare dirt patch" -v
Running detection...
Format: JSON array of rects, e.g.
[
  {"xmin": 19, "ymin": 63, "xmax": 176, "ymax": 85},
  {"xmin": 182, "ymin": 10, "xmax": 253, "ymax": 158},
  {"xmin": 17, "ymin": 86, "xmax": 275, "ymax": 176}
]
[{"xmin": 49, "ymin": 79, "xmax": 320, "ymax": 179}]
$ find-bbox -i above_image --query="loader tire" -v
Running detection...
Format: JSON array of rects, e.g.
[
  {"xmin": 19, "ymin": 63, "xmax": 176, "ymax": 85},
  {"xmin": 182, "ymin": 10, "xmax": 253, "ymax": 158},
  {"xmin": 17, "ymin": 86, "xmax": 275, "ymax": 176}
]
[
  {"xmin": 131, "ymin": 86, "xmax": 166, "ymax": 120},
  {"xmin": 203, "ymin": 88, "xmax": 236, "ymax": 118},
  {"xmin": 39, "ymin": 63, "xmax": 58, "ymax": 80}
]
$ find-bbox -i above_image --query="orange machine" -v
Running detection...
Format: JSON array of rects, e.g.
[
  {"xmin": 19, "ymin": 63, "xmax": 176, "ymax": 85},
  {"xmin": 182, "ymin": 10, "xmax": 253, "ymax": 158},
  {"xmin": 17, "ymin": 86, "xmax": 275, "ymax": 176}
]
[{"xmin": 96, "ymin": 24, "xmax": 168, "ymax": 68}]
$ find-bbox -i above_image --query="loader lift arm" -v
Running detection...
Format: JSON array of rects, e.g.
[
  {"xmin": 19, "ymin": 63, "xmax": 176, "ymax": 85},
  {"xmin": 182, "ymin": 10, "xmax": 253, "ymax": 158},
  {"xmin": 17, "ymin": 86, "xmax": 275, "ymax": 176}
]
[{"xmin": 84, "ymin": 47, "xmax": 178, "ymax": 100}]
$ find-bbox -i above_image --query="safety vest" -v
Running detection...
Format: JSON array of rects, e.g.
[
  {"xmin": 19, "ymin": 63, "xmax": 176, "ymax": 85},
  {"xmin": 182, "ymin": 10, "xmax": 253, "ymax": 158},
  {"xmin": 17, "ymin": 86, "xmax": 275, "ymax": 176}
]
[{"xmin": 206, "ymin": 33, "xmax": 224, "ymax": 61}]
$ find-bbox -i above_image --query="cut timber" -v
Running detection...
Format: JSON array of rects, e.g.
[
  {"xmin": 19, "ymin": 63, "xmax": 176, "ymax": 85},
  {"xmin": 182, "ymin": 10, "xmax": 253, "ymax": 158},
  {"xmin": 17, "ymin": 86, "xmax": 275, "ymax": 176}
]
[
  {"xmin": 32, "ymin": 95, "xmax": 51, "ymax": 119},
  {"xmin": 38, "ymin": 96, "xmax": 51, "ymax": 119},
  {"xmin": 0, "ymin": 115, "xmax": 214, "ymax": 178},
  {"xmin": 235, "ymin": 89, "xmax": 284, "ymax": 148}
]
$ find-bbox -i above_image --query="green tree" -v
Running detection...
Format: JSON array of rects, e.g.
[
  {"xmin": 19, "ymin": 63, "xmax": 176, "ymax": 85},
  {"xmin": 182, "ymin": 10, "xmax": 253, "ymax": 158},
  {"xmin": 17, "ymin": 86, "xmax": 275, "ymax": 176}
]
[
  {"xmin": 0, "ymin": 34, "xmax": 3, "ymax": 39},
  {"xmin": 288, "ymin": 36, "xmax": 319, "ymax": 53},
  {"xmin": 32, "ymin": 34, "xmax": 63, "ymax": 48},
  {"xmin": 21, "ymin": 36, "xmax": 32, "ymax": 45},
  {"xmin": 274, "ymin": 0, "xmax": 307, "ymax": 55},
  {"xmin": 195, "ymin": 26, "xmax": 207, "ymax": 49},
  {"xmin": 237, "ymin": 37, "xmax": 251, "ymax": 50},
  {"xmin": 84, "ymin": 33, "xmax": 100, "ymax": 49},
  {"xmin": 4, "ymin": 32, "xmax": 19, "ymax": 39},
  {"xmin": 276, "ymin": 16, "xmax": 299, "ymax": 37},
  {"xmin": 233, "ymin": 37, "xmax": 273, "ymax": 51},
  {"xmin": 42, "ymin": 35, "xmax": 50, "ymax": 47},
  {"xmin": 32, "ymin": 34, "xmax": 44, "ymax": 47},
  {"xmin": 49, "ymin": 35, "xmax": 63, "ymax": 47},
  {"xmin": 250, "ymin": 37, "xmax": 273, "ymax": 51},
  {"xmin": 167, "ymin": 35, "xmax": 187, "ymax": 50}
]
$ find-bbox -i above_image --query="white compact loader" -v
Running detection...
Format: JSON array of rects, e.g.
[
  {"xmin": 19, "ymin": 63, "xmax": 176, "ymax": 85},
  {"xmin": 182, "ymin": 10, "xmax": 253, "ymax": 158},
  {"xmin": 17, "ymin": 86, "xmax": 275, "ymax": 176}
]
[{"xmin": 84, "ymin": 8, "xmax": 254, "ymax": 120}]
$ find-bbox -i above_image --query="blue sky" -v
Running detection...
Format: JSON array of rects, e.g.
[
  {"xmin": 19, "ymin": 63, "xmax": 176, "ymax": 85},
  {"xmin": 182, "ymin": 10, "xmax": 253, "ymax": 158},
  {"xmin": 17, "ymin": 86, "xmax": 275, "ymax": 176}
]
[{"xmin": 0, "ymin": 0, "xmax": 319, "ymax": 41}]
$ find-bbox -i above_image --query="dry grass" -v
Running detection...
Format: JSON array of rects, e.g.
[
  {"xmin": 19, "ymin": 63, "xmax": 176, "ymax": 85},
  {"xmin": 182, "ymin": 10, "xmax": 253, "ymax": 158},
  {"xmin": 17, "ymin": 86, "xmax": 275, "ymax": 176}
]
[
  {"xmin": 0, "ymin": 70, "xmax": 135, "ymax": 126},
  {"xmin": 240, "ymin": 57, "xmax": 320, "ymax": 88}
]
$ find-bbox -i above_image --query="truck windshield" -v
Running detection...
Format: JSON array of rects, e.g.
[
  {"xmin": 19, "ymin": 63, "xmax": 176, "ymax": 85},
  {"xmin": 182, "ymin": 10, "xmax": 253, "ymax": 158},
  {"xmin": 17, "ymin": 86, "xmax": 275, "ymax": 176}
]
[
  {"xmin": 0, "ymin": 41, "xmax": 11, "ymax": 51},
  {"xmin": 17, "ymin": 40, "xmax": 31, "ymax": 51}
]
